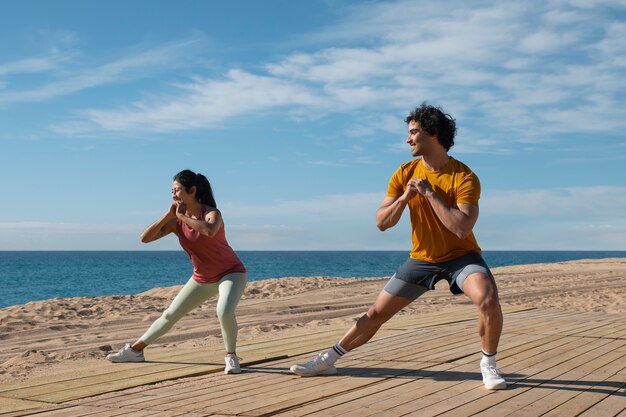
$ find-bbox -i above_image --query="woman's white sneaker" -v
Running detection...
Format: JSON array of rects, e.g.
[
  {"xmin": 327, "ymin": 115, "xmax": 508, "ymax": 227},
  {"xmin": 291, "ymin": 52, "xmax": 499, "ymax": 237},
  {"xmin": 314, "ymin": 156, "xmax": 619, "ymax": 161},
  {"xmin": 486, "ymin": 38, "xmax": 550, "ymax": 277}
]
[
  {"xmin": 225, "ymin": 354, "xmax": 241, "ymax": 374},
  {"xmin": 106, "ymin": 343, "xmax": 145, "ymax": 363},
  {"xmin": 481, "ymin": 364, "xmax": 507, "ymax": 389}
]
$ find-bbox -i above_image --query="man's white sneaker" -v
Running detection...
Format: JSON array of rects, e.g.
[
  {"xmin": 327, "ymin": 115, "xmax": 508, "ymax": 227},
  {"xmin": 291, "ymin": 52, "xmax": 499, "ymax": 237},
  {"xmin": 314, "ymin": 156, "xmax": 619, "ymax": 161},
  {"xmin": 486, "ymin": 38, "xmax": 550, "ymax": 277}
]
[
  {"xmin": 481, "ymin": 364, "xmax": 507, "ymax": 390},
  {"xmin": 290, "ymin": 353, "xmax": 338, "ymax": 377},
  {"xmin": 106, "ymin": 343, "xmax": 145, "ymax": 363},
  {"xmin": 225, "ymin": 354, "xmax": 242, "ymax": 374}
]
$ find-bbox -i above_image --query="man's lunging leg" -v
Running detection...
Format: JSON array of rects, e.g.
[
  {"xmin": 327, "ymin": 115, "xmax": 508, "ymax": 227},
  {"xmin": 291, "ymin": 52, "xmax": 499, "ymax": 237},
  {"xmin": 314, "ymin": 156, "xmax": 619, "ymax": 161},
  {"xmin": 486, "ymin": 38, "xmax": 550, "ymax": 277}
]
[{"xmin": 290, "ymin": 290, "xmax": 412, "ymax": 377}]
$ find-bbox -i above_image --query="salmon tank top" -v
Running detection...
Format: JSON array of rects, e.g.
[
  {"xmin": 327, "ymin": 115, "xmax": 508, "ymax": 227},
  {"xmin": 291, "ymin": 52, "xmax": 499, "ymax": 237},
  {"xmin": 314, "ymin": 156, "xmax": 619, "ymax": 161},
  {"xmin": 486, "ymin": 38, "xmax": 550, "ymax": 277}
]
[{"xmin": 176, "ymin": 205, "xmax": 246, "ymax": 284}]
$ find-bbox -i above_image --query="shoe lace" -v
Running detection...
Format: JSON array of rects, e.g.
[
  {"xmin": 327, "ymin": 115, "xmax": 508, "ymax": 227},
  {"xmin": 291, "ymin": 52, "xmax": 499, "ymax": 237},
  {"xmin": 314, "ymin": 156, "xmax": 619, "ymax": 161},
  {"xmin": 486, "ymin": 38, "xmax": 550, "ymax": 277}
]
[
  {"xmin": 481, "ymin": 364, "xmax": 502, "ymax": 378},
  {"xmin": 226, "ymin": 355, "xmax": 241, "ymax": 367},
  {"xmin": 306, "ymin": 353, "xmax": 329, "ymax": 370}
]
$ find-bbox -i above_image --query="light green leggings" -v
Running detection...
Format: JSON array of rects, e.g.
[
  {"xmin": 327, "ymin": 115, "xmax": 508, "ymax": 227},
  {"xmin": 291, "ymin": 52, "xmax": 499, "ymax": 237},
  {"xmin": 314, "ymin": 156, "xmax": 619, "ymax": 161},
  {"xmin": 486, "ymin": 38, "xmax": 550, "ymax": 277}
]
[{"xmin": 140, "ymin": 272, "xmax": 247, "ymax": 352}]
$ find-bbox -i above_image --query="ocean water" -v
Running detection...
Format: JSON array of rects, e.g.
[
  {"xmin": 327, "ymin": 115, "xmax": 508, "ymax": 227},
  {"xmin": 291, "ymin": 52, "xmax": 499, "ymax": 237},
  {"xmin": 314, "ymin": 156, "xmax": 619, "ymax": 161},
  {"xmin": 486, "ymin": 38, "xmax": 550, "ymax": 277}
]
[{"xmin": 1, "ymin": 250, "xmax": 625, "ymax": 308}]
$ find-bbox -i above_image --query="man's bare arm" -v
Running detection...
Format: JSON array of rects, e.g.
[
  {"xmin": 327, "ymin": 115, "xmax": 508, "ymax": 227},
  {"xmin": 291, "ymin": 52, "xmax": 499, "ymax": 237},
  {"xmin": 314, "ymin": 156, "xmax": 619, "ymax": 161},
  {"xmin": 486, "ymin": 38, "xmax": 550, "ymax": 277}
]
[{"xmin": 376, "ymin": 183, "xmax": 419, "ymax": 231}]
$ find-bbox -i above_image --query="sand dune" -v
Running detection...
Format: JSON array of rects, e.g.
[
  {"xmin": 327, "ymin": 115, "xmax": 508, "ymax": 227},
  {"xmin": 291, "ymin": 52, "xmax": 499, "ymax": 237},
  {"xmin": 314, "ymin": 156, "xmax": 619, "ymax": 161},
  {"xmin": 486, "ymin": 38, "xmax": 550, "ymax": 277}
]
[{"xmin": 1, "ymin": 258, "xmax": 624, "ymax": 383}]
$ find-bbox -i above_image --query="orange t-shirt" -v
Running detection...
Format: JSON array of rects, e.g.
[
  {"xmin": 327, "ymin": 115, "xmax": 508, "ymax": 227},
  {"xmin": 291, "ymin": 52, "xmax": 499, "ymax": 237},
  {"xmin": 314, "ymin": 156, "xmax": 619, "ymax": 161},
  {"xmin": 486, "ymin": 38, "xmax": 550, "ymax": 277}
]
[{"xmin": 386, "ymin": 157, "xmax": 482, "ymax": 263}]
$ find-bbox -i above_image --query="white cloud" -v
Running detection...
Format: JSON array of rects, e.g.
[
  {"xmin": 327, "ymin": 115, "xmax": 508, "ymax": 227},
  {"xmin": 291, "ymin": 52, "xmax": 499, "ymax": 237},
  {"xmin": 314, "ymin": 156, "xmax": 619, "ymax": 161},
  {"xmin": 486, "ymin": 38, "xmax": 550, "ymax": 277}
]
[
  {"xmin": 481, "ymin": 186, "xmax": 626, "ymax": 219},
  {"xmin": 223, "ymin": 192, "xmax": 382, "ymax": 220},
  {"xmin": 0, "ymin": 222, "xmax": 146, "ymax": 250},
  {"xmin": 0, "ymin": 38, "xmax": 203, "ymax": 105},
  {"xmin": 77, "ymin": 69, "xmax": 324, "ymax": 132},
  {"xmin": 0, "ymin": 0, "xmax": 617, "ymax": 161},
  {"xmin": 0, "ymin": 222, "xmax": 140, "ymax": 233},
  {"xmin": 519, "ymin": 30, "xmax": 580, "ymax": 54},
  {"xmin": 3, "ymin": 185, "xmax": 625, "ymax": 250},
  {"xmin": 0, "ymin": 52, "xmax": 73, "ymax": 76}
]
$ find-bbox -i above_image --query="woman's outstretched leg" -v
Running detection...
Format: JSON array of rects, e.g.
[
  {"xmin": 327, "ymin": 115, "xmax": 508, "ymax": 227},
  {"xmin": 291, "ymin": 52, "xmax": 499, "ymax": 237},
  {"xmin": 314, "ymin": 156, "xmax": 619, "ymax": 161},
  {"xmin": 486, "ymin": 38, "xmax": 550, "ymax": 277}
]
[{"xmin": 107, "ymin": 277, "xmax": 217, "ymax": 362}]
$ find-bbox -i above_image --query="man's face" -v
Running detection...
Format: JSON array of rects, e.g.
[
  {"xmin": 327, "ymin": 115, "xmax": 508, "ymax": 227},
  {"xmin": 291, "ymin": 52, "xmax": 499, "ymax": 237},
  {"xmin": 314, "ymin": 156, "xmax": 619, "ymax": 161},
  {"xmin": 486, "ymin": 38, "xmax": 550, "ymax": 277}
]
[{"xmin": 406, "ymin": 120, "xmax": 436, "ymax": 157}]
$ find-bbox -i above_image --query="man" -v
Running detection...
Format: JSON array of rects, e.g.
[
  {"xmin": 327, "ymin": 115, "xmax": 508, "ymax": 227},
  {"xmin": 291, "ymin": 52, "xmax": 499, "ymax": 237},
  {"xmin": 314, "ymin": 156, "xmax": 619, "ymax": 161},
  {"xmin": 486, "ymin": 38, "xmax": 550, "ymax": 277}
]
[{"xmin": 290, "ymin": 103, "xmax": 506, "ymax": 390}]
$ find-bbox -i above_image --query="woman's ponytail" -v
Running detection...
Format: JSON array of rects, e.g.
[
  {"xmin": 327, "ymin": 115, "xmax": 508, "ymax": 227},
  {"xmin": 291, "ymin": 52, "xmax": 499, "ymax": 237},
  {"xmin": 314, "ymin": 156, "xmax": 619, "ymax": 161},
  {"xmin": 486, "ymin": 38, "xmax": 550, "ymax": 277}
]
[
  {"xmin": 195, "ymin": 173, "xmax": 217, "ymax": 208},
  {"xmin": 173, "ymin": 169, "xmax": 217, "ymax": 208}
]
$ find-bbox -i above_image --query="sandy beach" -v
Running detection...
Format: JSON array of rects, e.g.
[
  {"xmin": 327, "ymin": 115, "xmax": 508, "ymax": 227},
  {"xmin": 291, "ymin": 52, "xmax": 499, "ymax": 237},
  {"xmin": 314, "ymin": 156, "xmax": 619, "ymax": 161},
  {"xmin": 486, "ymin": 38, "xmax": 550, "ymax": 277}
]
[{"xmin": 1, "ymin": 258, "xmax": 625, "ymax": 385}]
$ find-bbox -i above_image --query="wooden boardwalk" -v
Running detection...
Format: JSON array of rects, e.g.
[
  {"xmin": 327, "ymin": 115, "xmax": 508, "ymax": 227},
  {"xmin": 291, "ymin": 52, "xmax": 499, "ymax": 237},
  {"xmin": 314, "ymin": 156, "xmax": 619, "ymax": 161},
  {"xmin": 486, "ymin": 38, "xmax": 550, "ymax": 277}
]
[{"xmin": 1, "ymin": 306, "xmax": 624, "ymax": 416}]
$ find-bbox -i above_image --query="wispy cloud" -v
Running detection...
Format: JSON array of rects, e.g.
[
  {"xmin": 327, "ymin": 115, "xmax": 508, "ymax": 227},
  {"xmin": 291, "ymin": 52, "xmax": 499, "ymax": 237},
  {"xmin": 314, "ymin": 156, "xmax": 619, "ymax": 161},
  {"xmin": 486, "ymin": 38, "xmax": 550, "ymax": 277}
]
[
  {"xmin": 0, "ymin": 51, "xmax": 74, "ymax": 76},
  {"xmin": 0, "ymin": 222, "xmax": 141, "ymax": 233},
  {"xmin": 0, "ymin": 38, "xmax": 204, "ymax": 105},
  {"xmin": 478, "ymin": 186, "xmax": 626, "ymax": 249},
  {"xmin": 41, "ymin": 0, "xmax": 625, "ymax": 157},
  {"xmin": 3, "ymin": 185, "xmax": 625, "ymax": 250},
  {"xmin": 481, "ymin": 186, "xmax": 626, "ymax": 220},
  {"xmin": 224, "ymin": 186, "xmax": 626, "ymax": 250},
  {"xmin": 75, "ymin": 70, "xmax": 324, "ymax": 132},
  {"xmin": 223, "ymin": 192, "xmax": 382, "ymax": 220},
  {"xmin": 0, "ymin": 222, "xmax": 145, "ymax": 250}
]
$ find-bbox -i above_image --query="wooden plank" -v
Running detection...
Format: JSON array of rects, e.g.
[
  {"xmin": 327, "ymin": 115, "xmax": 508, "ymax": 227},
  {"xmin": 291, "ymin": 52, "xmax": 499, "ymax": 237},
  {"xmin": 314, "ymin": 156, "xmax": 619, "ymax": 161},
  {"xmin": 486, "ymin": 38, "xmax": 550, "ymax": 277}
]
[
  {"xmin": 7, "ymin": 405, "xmax": 109, "ymax": 417},
  {"xmin": 17, "ymin": 350, "xmax": 282, "ymax": 404},
  {"xmin": 228, "ymin": 359, "xmax": 394, "ymax": 411},
  {"xmin": 296, "ymin": 363, "xmax": 465, "ymax": 417},
  {"xmin": 470, "ymin": 340, "xmax": 625, "ymax": 416},
  {"xmin": 0, "ymin": 307, "xmax": 533, "ymax": 408},
  {"xmin": 429, "ymin": 338, "xmax": 622, "ymax": 417},
  {"xmin": 368, "ymin": 363, "xmax": 498, "ymax": 417},
  {"xmin": 504, "ymin": 312, "xmax": 606, "ymax": 337},
  {"xmin": 388, "ymin": 336, "xmax": 616, "ymax": 416},
  {"xmin": 162, "ymin": 357, "xmax": 410, "ymax": 415},
  {"xmin": 102, "ymin": 308, "xmax": 616, "ymax": 416},
  {"xmin": 91, "ymin": 355, "xmax": 343, "ymax": 413},
  {"xmin": 1, "ymin": 308, "xmax": 622, "ymax": 417},
  {"xmin": 272, "ymin": 376, "xmax": 424, "ymax": 416},
  {"xmin": 576, "ymin": 391, "xmax": 626, "ymax": 417},
  {"xmin": 540, "ymin": 372, "xmax": 625, "ymax": 417},
  {"xmin": 0, "ymin": 397, "xmax": 55, "ymax": 414},
  {"xmin": 0, "ymin": 331, "xmax": 342, "ymax": 404},
  {"xmin": 28, "ymin": 352, "xmax": 290, "ymax": 403},
  {"xmin": 346, "ymin": 326, "xmax": 476, "ymax": 363},
  {"xmin": 237, "ymin": 361, "xmax": 416, "ymax": 416},
  {"xmin": 116, "ymin": 367, "xmax": 301, "ymax": 413},
  {"xmin": 0, "ymin": 349, "xmax": 219, "ymax": 396},
  {"xmin": 0, "ymin": 329, "xmax": 344, "ymax": 397},
  {"xmin": 1, "ymin": 360, "xmax": 220, "ymax": 399}
]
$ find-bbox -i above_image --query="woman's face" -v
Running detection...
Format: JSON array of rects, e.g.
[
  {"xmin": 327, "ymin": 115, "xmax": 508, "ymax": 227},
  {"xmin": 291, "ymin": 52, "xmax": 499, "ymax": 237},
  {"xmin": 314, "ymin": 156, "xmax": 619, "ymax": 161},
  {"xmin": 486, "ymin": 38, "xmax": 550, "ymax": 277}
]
[{"xmin": 171, "ymin": 181, "xmax": 195, "ymax": 204}]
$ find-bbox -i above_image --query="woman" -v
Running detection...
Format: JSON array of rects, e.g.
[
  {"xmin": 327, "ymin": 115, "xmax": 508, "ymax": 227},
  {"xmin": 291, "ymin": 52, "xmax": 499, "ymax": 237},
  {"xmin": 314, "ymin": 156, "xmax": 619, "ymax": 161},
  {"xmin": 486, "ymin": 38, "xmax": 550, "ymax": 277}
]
[{"xmin": 106, "ymin": 169, "xmax": 247, "ymax": 374}]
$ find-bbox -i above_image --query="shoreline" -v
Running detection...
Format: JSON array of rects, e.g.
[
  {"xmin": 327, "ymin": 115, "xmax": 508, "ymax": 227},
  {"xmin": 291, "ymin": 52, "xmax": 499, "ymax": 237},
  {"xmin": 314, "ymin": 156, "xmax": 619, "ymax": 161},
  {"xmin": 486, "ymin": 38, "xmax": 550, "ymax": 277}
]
[
  {"xmin": 1, "ymin": 258, "xmax": 625, "ymax": 384},
  {"xmin": 2, "ymin": 251, "xmax": 626, "ymax": 309}
]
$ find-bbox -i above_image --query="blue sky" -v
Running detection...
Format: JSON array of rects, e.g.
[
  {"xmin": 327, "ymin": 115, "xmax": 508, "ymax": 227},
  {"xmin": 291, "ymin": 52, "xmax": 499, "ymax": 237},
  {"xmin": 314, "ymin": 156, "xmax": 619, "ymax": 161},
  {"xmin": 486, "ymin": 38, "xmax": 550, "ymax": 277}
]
[{"xmin": 1, "ymin": 0, "xmax": 625, "ymax": 251}]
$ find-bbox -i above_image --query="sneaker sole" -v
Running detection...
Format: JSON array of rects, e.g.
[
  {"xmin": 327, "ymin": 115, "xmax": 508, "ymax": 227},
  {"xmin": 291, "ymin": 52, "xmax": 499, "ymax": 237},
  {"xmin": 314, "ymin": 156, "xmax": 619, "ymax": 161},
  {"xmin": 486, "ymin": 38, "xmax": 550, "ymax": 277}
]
[
  {"xmin": 290, "ymin": 365, "xmax": 337, "ymax": 377},
  {"xmin": 107, "ymin": 357, "xmax": 145, "ymax": 363},
  {"xmin": 484, "ymin": 381, "xmax": 507, "ymax": 390}
]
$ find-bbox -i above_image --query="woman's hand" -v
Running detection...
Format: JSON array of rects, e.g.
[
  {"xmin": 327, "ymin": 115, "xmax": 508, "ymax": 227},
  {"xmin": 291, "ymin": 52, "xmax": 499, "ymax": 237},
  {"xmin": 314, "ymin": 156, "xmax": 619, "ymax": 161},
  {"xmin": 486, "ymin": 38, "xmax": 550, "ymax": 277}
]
[
  {"xmin": 168, "ymin": 203, "xmax": 178, "ymax": 217},
  {"xmin": 175, "ymin": 201, "xmax": 187, "ymax": 216},
  {"xmin": 141, "ymin": 205, "xmax": 178, "ymax": 243}
]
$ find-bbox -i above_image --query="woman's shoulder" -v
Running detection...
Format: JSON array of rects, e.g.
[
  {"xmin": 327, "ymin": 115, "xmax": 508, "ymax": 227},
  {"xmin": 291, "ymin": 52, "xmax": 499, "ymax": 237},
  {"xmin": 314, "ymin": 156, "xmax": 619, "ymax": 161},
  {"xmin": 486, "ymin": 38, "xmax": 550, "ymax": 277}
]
[{"xmin": 201, "ymin": 204, "xmax": 222, "ymax": 220}]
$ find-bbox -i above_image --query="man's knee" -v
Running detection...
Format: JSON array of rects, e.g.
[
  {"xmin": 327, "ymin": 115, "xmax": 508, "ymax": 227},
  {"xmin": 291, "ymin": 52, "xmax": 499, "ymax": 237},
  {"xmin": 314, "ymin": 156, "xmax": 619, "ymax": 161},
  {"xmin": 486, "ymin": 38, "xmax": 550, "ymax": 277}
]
[
  {"xmin": 476, "ymin": 292, "xmax": 502, "ymax": 318},
  {"xmin": 364, "ymin": 307, "xmax": 394, "ymax": 326}
]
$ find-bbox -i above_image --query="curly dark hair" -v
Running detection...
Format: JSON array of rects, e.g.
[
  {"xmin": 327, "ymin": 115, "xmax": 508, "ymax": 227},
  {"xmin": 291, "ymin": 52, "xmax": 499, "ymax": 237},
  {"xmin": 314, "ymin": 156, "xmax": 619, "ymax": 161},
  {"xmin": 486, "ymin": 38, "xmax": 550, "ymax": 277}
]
[{"xmin": 405, "ymin": 102, "xmax": 457, "ymax": 151}]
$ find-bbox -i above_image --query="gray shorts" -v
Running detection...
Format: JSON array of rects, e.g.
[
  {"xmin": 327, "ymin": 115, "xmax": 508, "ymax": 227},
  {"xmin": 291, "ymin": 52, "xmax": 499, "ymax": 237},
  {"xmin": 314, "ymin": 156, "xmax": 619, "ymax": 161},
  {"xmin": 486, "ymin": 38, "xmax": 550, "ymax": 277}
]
[{"xmin": 383, "ymin": 252, "xmax": 494, "ymax": 301}]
